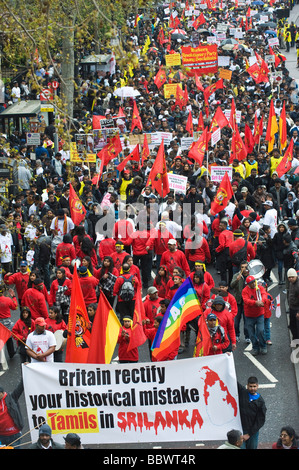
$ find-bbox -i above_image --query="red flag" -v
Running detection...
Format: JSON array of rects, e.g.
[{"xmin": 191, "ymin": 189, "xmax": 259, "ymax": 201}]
[
  {"xmin": 146, "ymin": 139, "xmax": 169, "ymax": 197},
  {"xmin": 230, "ymin": 126, "xmax": 247, "ymax": 163},
  {"xmin": 210, "ymin": 172, "xmax": 233, "ymax": 215},
  {"xmin": 175, "ymin": 84, "xmax": 187, "ymax": 109},
  {"xmin": 154, "ymin": 68, "xmax": 167, "ymax": 89},
  {"xmin": 188, "ymin": 127, "xmax": 209, "ymax": 166},
  {"xmin": 203, "ymin": 79, "xmax": 224, "ymax": 116},
  {"xmin": 141, "ymin": 133, "xmax": 150, "ymax": 165},
  {"xmin": 209, "ymin": 106, "xmax": 229, "ymax": 133},
  {"xmin": 279, "ymin": 101, "xmax": 287, "ymax": 150},
  {"xmin": 127, "ymin": 289, "xmax": 147, "ymax": 352},
  {"xmin": 247, "ymin": 62, "xmax": 261, "ymax": 83},
  {"xmin": 275, "ymin": 139, "xmax": 294, "ymax": 177},
  {"xmin": 69, "ymin": 183, "xmax": 86, "ymax": 225},
  {"xmin": 87, "ymin": 292, "xmax": 121, "ymax": 364},
  {"xmin": 186, "ymin": 110, "xmax": 194, "ymax": 136},
  {"xmin": 257, "ymin": 59, "xmax": 269, "ymax": 83},
  {"xmin": 195, "ymin": 75, "xmax": 204, "ymax": 92},
  {"xmin": 244, "ymin": 124, "xmax": 255, "ymax": 153},
  {"xmin": 229, "ymin": 98, "xmax": 237, "ymax": 130},
  {"xmin": 193, "ymin": 313, "xmax": 212, "ymax": 357},
  {"xmin": 65, "ymin": 265, "xmax": 91, "ymax": 363},
  {"xmin": 117, "ymin": 107, "xmax": 126, "ymax": 118},
  {"xmin": 253, "ymin": 114, "xmax": 263, "ymax": 145},
  {"xmin": 131, "ymin": 100, "xmax": 143, "ymax": 132},
  {"xmin": 0, "ymin": 322, "xmax": 12, "ymax": 351},
  {"xmin": 117, "ymin": 144, "xmax": 140, "ymax": 172},
  {"xmin": 102, "ymin": 134, "xmax": 123, "ymax": 165},
  {"xmin": 197, "ymin": 111, "xmax": 205, "ymax": 132},
  {"xmin": 193, "ymin": 12, "xmax": 206, "ymax": 30}
]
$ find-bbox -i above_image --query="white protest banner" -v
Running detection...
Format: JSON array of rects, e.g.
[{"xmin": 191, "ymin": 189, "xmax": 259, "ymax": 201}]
[
  {"xmin": 268, "ymin": 37, "xmax": 279, "ymax": 47},
  {"xmin": 225, "ymin": 109, "xmax": 241, "ymax": 124},
  {"xmin": 218, "ymin": 56, "xmax": 230, "ymax": 67},
  {"xmin": 211, "ymin": 128, "xmax": 221, "ymax": 146},
  {"xmin": 22, "ymin": 355, "xmax": 241, "ymax": 445},
  {"xmin": 210, "ymin": 166, "xmax": 233, "ymax": 182},
  {"xmin": 168, "ymin": 173, "xmax": 188, "ymax": 193},
  {"xmin": 180, "ymin": 136, "xmax": 194, "ymax": 151},
  {"xmin": 151, "ymin": 132, "xmax": 173, "ymax": 146}
]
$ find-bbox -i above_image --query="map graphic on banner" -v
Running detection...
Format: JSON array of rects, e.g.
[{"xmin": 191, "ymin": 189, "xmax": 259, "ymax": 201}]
[{"xmin": 22, "ymin": 355, "xmax": 242, "ymax": 445}]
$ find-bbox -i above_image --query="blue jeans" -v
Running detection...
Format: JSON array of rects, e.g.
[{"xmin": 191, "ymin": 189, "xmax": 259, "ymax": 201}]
[
  {"xmin": 245, "ymin": 315, "xmax": 267, "ymax": 351},
  {"xmin": 264, "ymin": 317, "xmax": 271, "ymax": 341},
  {"xmin": 241, "ymin": 431, "xmax": 259, "ymax": 449}
]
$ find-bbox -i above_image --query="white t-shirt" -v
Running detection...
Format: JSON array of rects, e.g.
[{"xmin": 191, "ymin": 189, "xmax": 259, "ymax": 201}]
[
  {"xmin": 50, "ymin": 216, "xmax": 75, "ymax": 236},
  {"xmin": 26, "ymin": 330, "xmax": 56, "ymax": 362},
  {"xmin": 0, "ymin": 232, "xmax": 13, "ymax": 263}
]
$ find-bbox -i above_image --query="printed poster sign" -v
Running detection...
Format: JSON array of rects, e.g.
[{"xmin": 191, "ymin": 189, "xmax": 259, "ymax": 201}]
[
  {"xmin": 22, "ymin": 355, "xmax": 242, "ymax": 445},
  {"xmin": 165, "ymin": 53, "xmax": 182, "ymax": 67},
  {"xmin": 210, "ymin": 166, "xmax": 233, "ymax": 182},
  {"xmin": 168, "ymin": 173, "xmax": 188, "ymax": 193},
  {"xmin": 181, "ymin": 45, "xmax": 218, "ymax": 76}
]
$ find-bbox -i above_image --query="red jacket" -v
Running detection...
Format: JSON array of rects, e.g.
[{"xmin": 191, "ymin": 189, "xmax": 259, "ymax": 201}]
[
  {"xmin": 229, "ymin": 238, "xmax": 255, "ymax": 265},
  {"xmin": 211, "ymin": 292, "xmax": 238, "ymax": 318},
  {"xmin": 148, "ymin": 229, "xmax": 174, "ymax": 256},
  {"xmin": 264, "ymin": 293, "xmax": 273, "ymax": 319},
  {"xmin": 12, "ymin": 318, "xmax": 35, "ymax": 344},
  {"xmin": 153, "ymin": 276, "xmax": 169, "ymax": 299},
  {"xmin": 113, "ymin": 272, "xmax": 140, "ymax": 302},
  {"xmin": 185, "ymin": 236, "xmax": 211, "ymax": 263},
  {"xmin": 206, "ymin": 324, "xmax": 230, "ymax": 355},
  {"xmin": 79, "ymin": 276, "xmax": 99, "ymax": 305},
  {"xmin": 124, "ymin": 230, "xmax": 154, "ymax": 256},
  {"xmin": 117, "ymin": 326, "xmax": 139, "ymax": 362},
  {"xmin": 46, "ymin": 317, "xmax": 67, "ymax": 333},
  {"xmin": 98, "ymin": 238, "xmax": 116, "ymax": 260},
  {"xmin": 143, "ymin": 295, "xmax": 163, "ymax": 328},
  {"xmin": 204, "ymin": 307, "xmax": 236, "ymax": 345},
  {"xmin": 190, "ymin": 271, "xmax": 214, "ymax": 290},
  {"xmin": 0, "ymin": 295, "xmax": 18, "ymax": 319},
  {"xmin": 232, "ymin": 210, "xmax": 261, "ymax": 232},
  {"xmin": 4, "ymin": 272, "xmax": 30, "ymax": 302},
  {"xmin": 216, "ymin": 230, "xmax": 234, "ymax": 253},
  {"xmin": 49, "ymin": 278, "xmax": 72, "ymax": 306},
  {"xmin": 193, "ymin": 282, "xmax": 210, "ymax": 310},
  {"xmin": 113, "ymin": 220, "xmax": 134, "ymax": 243},
  {"xmin": 22, "ymin": 288, "xmax": 48, "ymax": 320},
  {"xmin": 111, "ymin": 251, "xmax": 127, "ymax": 273},
  {"xmin": 55, "ymin": 242, "xmax": 76, "ymax": 266},
  {"xmin": 160, "ymin": 249, "xmax": 190, "ymax": 276},
  {"xmin": 242, "ymin": 285, "xmax": 267, "ymax": 318}
]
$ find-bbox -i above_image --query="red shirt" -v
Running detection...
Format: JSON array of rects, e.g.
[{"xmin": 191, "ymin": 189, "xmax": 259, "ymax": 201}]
[
  {"xmin": 160, "ymin": 249, "xmax": 190, "ymax": 276},
  {"xmin": 0, "ymin": 295, "xmax": 18, "ymax": 319},
  {"xmin": 55, "ymin": 242, "xmax": 76, "ymax": 266},
  {"xmin": 117, "ymin": 326, "xmax": 139, "ymax": 362},
  {"xmin": 4, "ymin": 272, "xmax": 29, "ymax": 301},
  {"xmin": 0, "ymin": 393, "xmax": 20, "ymax": 435},
  {"xmin": 79, "ymin": 276, "xmax": 99, "ymax": 305},
  {"xmin": 22, "ymin": 288, "xmax": 48, "ymax": 320}
]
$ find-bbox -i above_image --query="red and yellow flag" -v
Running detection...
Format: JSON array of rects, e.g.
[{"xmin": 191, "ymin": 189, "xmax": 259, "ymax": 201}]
[
  {"xmin": 141, "ymin": 133, "xmax": 150, "ymax": 165},
  {"xmin": 266, "ymin": 99, "xmax": 278, "ymax": 153},
  {"xmin": 117, "ymin": 144, "xmax": 140, "ymax": 172},
  {"xmin": 87, "ymin": 292, "xmax": 121, "ymax": 364},
  {"xmin": 127, "ymin": 289, "xmax": 147, "ymax": 352},
  {"xmin": 69, "ymin": 183, "xmax": 86, "ymax": 226},
  {"xmin": 210, "ymin": 171, "xmax": 233, "ymax": 215},
  {"xmin": 131, "ymin": 100, "xmax": 143, "ymax": 132},
  {"xmin": 154, "ymin": 68, "xmax": 167, "ymax": 89},
  {"xmin": 193, "ymin": 314, "xmax": 212, "ymax": 357},
  {"xmin": 275, "ymin": 139, "xmax": 294, "ymax": 178},
  {"xmin": 146, "ymin": 139, "xmax": 169, "ymax": 197},
  {"xmin": 279, "ymin": 101, "xmax": 287, "ymax": 150},
  {"xmin": 65, "ymin": 265, "xmax": 91, "ymax": 363}
]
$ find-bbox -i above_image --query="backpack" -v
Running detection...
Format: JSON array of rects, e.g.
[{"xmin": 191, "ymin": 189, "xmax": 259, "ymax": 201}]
[
  {"xmin": 119, "ymin": 275, "xmax": 135, "ymax": 301},
  {"xmin": 231, "ymin": 240, "xmax": 248, "ymax": 266}
]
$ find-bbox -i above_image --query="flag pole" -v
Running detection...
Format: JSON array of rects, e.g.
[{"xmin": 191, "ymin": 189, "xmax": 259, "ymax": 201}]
[{"xmin": 1, "ymin": 324, "xmax": 36, "ymax": 355}]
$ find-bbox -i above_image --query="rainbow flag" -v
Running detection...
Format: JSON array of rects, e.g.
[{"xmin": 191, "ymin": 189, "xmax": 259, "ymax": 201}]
[{"xmin": 151, "ymin": 277, "xmax": 202, "ymax": 361}]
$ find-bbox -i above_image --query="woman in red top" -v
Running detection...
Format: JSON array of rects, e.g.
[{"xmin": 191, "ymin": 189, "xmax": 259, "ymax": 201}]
[
  {"xmin": 46, "ymin": 306, "xmax": 67, "ymax": 362},
  {"xmin": 190, "ymin": 262, "xmax": 215, "ymax": 290},
  {"xmin": 76, "ymin": 237, "xmax": 98, "ymax": 268},
  {"xmin": 153, "ymin": 265, "xmax": 169, "ymax": 299},
  {"xmin": 55, "ymin": 234, "xmax": 76, "ymax": 266},
  {"xmin": 49, "ymin": 268, "xmax": 72, "ymax": 321},
  {"xmin": 121, "ymin": 255, "xmax": 141, "ymax": 284},
  {"xmin": 192, "ymin": 272, "xmax": 210, "ymax": 310},
  {"xmin": 12, "ymin": 306, "xmax": 34, "ymax": 363},
  {"xmin": 117, "ymin": 317, "xmax": 139, "ymax": 363}
]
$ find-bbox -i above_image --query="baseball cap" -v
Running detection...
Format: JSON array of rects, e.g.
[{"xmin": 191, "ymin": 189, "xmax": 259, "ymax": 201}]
[
  {"xmin": 263, "ymin": 200, "xmax": 273, "ymax": 207},
  {"xmin": 246, "ymin": 275, "xmax": 255, "ymax": 284},
  {"xmin": 207, "ymin": 313, "xmax": 217, "ymax": 321},
  {"xmin": 288, "ymin": 218, "xmax": 298, "ymax": 226},
  {"xmin": 148, "ymin": 286, "xmax": 158, "ymax": 294},
  {"xmin": 168, "ymin": 239, "xmax": 177, "ymax": 244},
  {"xmin": 20, "ymin": 260, "xmax": 27, "ymax": 266},
  {"xmin": 35, "ymin": 317, "xmax": 46, "ymax": 326},
  {"xmin": 63, "ymin": 433, "xmax": 81, "ymax": 446}
]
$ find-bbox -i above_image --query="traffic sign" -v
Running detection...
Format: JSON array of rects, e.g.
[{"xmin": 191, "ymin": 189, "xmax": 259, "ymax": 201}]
[{"xmin": 52, "ymin": 80, "xmax": 59, "ymax": 89}]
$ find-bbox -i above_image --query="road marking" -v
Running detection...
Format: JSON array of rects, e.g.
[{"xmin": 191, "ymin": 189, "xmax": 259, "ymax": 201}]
[{"xmin": 243, "ymin": 351, "xmax": 278, "ymax": 383}]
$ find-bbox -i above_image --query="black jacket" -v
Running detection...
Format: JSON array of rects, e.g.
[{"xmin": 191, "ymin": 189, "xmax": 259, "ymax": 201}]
[
  {"xmin": 2, "ymin": 380, "xmax": 24, "ymax": 432},
  {"xmin": 237, "ymin": 382, "xmax": 266, "ymax": 437}
]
